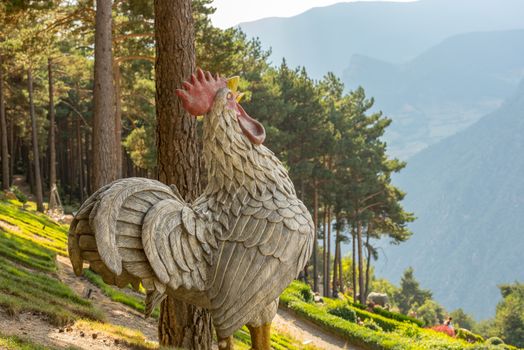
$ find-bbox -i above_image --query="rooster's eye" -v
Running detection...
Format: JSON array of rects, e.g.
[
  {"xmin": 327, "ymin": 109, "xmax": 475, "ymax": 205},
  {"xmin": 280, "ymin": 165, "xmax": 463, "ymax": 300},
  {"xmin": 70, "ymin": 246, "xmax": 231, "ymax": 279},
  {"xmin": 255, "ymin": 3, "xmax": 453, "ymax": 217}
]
[{"xmin": 226, "ymin": 92, "xmax": 234, "ymax": 100}]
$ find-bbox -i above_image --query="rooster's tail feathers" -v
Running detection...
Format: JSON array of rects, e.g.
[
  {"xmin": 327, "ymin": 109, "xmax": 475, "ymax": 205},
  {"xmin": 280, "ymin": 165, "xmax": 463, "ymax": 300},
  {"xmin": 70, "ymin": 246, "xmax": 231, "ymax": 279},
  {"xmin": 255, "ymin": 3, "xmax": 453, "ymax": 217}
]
[{"xmin": 68, "ymin": 177, "xmax": 182, "ymax": 294}]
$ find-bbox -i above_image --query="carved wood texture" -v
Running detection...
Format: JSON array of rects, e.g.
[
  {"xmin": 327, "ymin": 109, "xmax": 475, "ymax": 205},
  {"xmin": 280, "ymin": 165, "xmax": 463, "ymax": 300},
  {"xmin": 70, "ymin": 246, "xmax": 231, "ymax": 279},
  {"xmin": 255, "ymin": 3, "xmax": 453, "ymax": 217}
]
[{"xmin": 68, "ymin": 87, "xmax": 314, "ymax": 339}]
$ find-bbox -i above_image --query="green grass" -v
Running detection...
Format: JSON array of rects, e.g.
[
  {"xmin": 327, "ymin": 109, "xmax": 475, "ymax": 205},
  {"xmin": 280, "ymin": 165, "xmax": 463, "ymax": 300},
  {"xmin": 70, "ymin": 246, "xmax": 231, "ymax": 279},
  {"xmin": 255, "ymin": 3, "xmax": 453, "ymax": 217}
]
[
  {"xmin": 0, "ymin": 200, "xmax": 103, "ymax": 326},
  {"xmin": 0, "ymin": 229, "xmax": 57, "ymax": 272},
  {"xmin": 75, "ymin": 320, "xmax": 157, "ymax": 349},
  {"xmin": 0, "ymin": 199, "xmax": 68, "ymax": 255},
  {"xmin": 231, "ymin": 326, "xmax": 320, "ymax": 350},
  {"xmin": 83, "ymin": 269, "xmax": 161, "ymax": 319}
]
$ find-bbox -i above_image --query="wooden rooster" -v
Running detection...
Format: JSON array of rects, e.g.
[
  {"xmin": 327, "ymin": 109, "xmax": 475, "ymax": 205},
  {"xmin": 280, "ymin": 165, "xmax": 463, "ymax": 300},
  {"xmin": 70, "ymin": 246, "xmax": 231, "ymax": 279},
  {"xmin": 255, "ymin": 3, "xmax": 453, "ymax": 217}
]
[{"xmin": 68, "ymin": 69, "xmax": 314, "ymax": 349}]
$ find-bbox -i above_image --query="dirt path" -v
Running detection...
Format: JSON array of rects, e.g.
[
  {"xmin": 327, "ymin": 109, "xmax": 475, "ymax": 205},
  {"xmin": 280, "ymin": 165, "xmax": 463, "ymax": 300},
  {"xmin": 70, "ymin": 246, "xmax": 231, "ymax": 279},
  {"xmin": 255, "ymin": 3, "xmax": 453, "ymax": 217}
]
[
  {"xmin": 273, "ymin": 308, "xmax": 363, "ymax": 350},
  {"xmin": 0, "ymin": 310, "xmax": 152, "ymax": 350},
  {"xmin": 0, "ymin": 257, "xmax": 158, "ymax": 350},
  {"xmin": 56, "ymin": 255, "xmax": 158, "ymax": 340}
]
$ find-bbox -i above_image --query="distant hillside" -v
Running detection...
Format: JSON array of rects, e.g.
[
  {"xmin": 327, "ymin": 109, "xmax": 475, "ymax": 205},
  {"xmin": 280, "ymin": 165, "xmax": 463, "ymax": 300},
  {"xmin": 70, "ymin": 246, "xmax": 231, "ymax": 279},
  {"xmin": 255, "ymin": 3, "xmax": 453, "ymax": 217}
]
[
  {"xmin": 375, "ymin": 80, "xmax": 524, "ymax": 320},
  {"xmin": 240, "ymin": 0, "xmax": 524, "ymax": 79},
  {"xmin": 343, "ymin": 29, "xmax": 524, "ymax": 158}
]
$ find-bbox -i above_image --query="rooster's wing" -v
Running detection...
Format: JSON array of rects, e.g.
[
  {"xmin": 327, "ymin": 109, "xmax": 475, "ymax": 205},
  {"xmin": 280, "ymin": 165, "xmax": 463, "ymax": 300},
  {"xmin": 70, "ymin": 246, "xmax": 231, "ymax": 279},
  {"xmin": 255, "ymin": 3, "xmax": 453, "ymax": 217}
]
[{"xmin": 68, "ymin": 178, "xmax": 217, "ymax": 315}]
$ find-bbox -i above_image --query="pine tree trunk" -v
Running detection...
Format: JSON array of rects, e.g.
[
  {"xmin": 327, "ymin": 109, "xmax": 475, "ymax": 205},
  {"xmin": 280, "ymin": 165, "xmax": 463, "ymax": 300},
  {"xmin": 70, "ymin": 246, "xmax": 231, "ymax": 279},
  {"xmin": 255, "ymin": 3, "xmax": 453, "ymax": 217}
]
[
  {"xmin": 85, "ymin": 128, "xmax": 92, "ymax": 194},
  {"xmin": 154, "ymin": 0, "xmax": 212, "ymax": 347},
  {"xmin": 92, "ymin": 0, "xmax": 117, "ymax": 192},
  {"xmin": 68, "ymin": 115, "xmax": 74, "ymax": 200},
  {"xmin": 313, "ymin": 182, "xmax": 318, "ymax": 292},
  {"xmin": 76, "ymin": 117, "xmax": 84, "ymax": 203},
  {"xmin": 338, "ymin": 239, "xmax": 343, "ymax": 292},
  {"xmin": 8, "ymin": 118, "xmax": 14, "ymax": 186},
  {"xmin": 332, "ymin": 214, "xmax": 339, "ymax": 294},
  {"xmin": 322, "ymin": 206, "xmax": 328, "ymax": 297},
  {"xmin": 47, "ymin": 58, "xmax": 62, "ymax": 211},
  {"xmin": 113, "ymin": 61, "xmax": 122, "ymax": 178},
  {"xmin": 326, "ymin": 207, "xmax": 331, "ymax": 297},
  {"xmin": 357, "ymin": 220, "xmax": 365, "ymax": 304},
  {"xmin": 364, "ymin": 222, "xmax": 373, "ymax": 300},
  {"xmin": 0, "ymin": 55, "xmax": 9, "ymax": 190},
  {"xmin": 28, "ymin": 68, "xmax": 44, "ymax": 212},
  {"xmin": 351, "ymin": 221, "xmax": 357, "ymax": 302}
]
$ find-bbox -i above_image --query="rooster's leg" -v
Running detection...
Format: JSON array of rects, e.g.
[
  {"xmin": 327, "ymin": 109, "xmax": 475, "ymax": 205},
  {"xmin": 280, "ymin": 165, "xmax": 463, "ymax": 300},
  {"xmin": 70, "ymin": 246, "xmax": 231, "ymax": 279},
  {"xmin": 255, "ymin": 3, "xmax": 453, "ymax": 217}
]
[
  {"xmin": 218, "ymin": 335, "xmax": 233, "ymax": 350},
  {"xmin": 247, "ymin": 323, "xmax": 271, "ymax": 350}
]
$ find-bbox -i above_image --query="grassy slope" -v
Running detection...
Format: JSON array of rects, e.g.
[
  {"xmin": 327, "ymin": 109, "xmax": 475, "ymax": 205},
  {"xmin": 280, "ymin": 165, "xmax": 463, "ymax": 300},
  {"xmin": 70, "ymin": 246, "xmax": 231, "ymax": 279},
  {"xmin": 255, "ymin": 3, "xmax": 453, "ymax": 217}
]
[
  {"xmin": 0, "ymin": 199, "xmax": 319, "ymax": 350},
  {"xmin": 0, "ymin": 199, "xmax": 152, "ymax": 349},
  {"xmin": 0, "ymin": 199, "xmax": 103, "ymax": 325}
]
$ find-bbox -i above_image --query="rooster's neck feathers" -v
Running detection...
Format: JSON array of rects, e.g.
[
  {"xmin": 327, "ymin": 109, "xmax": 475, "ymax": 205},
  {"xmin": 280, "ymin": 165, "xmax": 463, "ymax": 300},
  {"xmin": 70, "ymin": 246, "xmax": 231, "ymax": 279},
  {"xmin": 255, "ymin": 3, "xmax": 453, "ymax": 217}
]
[{"xmin": 202, "ymin": 92, "xmax": 293, "ymax": 199}]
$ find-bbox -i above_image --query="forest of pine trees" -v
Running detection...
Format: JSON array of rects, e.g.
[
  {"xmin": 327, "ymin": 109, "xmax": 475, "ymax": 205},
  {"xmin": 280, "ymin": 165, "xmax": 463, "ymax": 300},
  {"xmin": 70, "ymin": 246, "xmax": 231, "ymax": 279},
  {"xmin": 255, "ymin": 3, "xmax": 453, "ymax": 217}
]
[{"xmin": 0, "ymin": 0, "xmax": 414, "ymax": 341}]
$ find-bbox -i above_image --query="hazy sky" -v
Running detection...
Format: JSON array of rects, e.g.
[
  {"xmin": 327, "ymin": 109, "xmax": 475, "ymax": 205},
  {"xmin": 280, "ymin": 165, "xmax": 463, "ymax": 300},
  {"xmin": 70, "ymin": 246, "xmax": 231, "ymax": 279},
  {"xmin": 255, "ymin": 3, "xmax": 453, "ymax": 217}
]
[{"xmin": 210, "ymin": 0, "xmax": 417, "ymax": 29}]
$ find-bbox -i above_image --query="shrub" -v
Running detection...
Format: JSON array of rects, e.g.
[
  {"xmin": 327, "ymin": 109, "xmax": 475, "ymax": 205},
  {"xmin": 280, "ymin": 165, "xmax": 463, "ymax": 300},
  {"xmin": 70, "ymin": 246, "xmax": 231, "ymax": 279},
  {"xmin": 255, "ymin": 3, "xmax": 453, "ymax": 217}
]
[
  {"xmin": 485, "ymin": 337, "xmax": 504, "ymax": 346},
  {"xmin": 456, "ymin": 328, "xmax": 484, "ymax": 343},
  {"xmin": 9, "ymin": 186, "xmax": 27, "ymax": 203},
  {"xmin": 351, "ymin": 301, "xmax": 367, "ymax": 310},
  {"xmin": 280, "ymin": 281, "xmax": 313, "ymax": 305},
  {"xmin": 327, "ymin": 301, "xmax": 356, "ymax": 323},
  {"xmin": 298, "ymin": 284, "xmax": 314, "ymax": 303},
  {"xmin": 372, "ymin": 306, "xmax": 424, "ymax": 327},
  {"xmin": 351, "ymin": 305, "xmax": 401, "ymax": 332},
  {"xmin": 363, "ymin": 318, "xmax": 383, "ymax": 332}
]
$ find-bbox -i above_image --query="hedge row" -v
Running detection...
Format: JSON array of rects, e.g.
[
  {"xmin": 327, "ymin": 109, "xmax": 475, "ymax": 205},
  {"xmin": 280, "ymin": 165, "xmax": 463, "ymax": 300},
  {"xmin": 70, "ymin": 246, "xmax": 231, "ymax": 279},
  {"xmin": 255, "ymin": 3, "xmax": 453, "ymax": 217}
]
[
  {"xmin": 279, "ymin": 282, "xmax": 511, "ymax": 350},
  {"xmin": 371, "ymin": 307, "xmax": 424, "ymax": 327},
  {"xmin": 324, "ymin": 298, "xmax": 403, "ymax": 332}
]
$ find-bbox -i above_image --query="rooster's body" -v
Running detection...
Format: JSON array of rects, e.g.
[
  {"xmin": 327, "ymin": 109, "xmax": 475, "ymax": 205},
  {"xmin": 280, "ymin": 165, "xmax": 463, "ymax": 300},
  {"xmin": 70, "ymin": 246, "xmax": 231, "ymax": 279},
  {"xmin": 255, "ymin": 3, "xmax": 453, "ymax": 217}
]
[{"xmin": 68, "ymin": 71, "xmax": 314, "ymax": 346}]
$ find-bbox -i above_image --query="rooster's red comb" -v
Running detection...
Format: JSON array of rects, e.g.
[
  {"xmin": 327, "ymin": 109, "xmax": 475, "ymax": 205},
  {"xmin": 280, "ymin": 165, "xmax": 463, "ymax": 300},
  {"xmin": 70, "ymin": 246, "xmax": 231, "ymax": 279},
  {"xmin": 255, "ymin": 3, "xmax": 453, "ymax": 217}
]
[{"xmin": 176, "ymin": 68, "xmax": 227, "ymax": 116}]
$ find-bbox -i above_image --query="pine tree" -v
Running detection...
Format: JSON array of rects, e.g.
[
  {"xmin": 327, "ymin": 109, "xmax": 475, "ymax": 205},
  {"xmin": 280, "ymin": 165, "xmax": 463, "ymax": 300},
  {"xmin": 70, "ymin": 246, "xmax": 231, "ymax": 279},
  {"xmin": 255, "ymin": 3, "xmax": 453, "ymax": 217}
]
[
  {"xmin": 154, "ymin": 0, "xmax": 212, "ymax": 347},
  {"xmin": 394, "ymin": 267, "xmax": 432, "ymax": 314}
]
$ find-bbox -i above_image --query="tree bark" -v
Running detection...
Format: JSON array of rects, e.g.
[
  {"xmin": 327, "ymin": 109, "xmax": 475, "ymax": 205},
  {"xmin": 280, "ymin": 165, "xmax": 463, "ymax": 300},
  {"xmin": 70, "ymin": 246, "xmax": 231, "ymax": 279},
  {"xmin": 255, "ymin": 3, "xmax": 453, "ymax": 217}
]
[
  {"xmin": 28, "ymin": 68, "xmax": 44, "ymax": 212},
  {"xmin": 154, "ymin": 0, "xmax": 212, "ymax": 347},
  {"xmin": 338, "ymin": 237, "xmax": 343, "ymax": 292},
  {"xmin": 326, "ymin": 207, "xmax": 331, "ymax": 297},
  {"xmin": 364, "ymin": 221, "xmax": 373, "ymax": 300},
  {"xmin": 351, "ymin": 221, "xmax": 357, "ymax": 302},
  {"xmin": 0, "ymin": 55, "xmax": 9, "ymax": 190},
  {"xmin": 322, "ymin": 206, "xmax": 328, "ymax": 297},
  {"xmin": 313, "ymin": 182, "xmax": 318, "ymax": 292},
  {"xmin": 92, "ymin": 0, "xmax": 117, "ymax": 192},
  {"xmin": 47, "ymin": 58, "xmax": 62, "ymax": 212},
  {"xmin": 76, "ymin": 116, "xmax": 84, "ymax": 203},
  {"xmin": 364, "ymin": 234, "xmax": 371, "ymax": 300},
  {"xmin": 332, "ymin": 214, "xmax": 340, "ymax": 294},
  {"xmin": 357, "ymin": 220, "xmax": 365, "ymax": 304},
  {"xmin": 8, "ymin": 116, "xmax": 14, "ymax": 185},
  {"xmin": 113, "ymin": 61, "xmax": 122, "ymax": 178}
]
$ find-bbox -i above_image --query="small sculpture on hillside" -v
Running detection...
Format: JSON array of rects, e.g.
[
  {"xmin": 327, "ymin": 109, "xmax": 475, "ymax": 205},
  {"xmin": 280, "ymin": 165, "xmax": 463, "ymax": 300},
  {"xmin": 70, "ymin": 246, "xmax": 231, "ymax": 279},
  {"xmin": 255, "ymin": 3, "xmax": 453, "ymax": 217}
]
[
  {"xmin": 367, "ymin": 292, "xmax": 389, "ymax": 307},
  {"xmin": 68, "ymin": 69, "xmax": 314, "ymax": 349}
]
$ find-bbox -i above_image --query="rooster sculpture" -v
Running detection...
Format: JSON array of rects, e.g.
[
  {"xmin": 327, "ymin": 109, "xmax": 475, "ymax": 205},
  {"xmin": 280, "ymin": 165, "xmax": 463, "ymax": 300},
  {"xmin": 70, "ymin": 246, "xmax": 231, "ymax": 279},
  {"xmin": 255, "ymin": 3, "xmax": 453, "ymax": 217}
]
[{"xmin": 68, "ymin": 69, "xmax": 314, "ymax": 349}]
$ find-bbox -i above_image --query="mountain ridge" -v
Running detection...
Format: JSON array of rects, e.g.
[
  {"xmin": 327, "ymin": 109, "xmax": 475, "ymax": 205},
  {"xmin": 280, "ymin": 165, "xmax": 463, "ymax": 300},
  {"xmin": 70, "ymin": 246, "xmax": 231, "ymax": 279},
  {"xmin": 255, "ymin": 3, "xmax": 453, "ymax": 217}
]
[
  {"xmin": 239, "ymin": 0, "xmax": 524, "ymax": 79},
  {"xmin": 376, "ymin": 80, "xmax": 524, "ymax": 319},
  {"xmin": 343, "ymin": 28, "xmax": 524, "ymax": 158}
]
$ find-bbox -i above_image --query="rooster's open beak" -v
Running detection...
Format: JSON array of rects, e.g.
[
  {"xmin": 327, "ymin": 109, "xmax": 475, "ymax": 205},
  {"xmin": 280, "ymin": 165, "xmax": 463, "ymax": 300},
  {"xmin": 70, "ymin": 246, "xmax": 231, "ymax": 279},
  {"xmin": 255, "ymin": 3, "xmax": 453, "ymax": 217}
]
[
  {"xmin": 227, "ymin": 76, "xmax": 245, "ymax": 103},
  {"xmin": 225, "ymin": 76, "xmax": 265, "ymax": 145}
]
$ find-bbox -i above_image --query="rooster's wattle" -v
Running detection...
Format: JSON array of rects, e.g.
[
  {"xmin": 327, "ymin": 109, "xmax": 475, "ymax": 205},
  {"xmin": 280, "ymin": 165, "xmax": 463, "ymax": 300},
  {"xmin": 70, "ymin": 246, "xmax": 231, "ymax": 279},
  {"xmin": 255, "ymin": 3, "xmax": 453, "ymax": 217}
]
[{"xmin": 68, "ymin": 69, "xmax": 314, "ymax": 348}]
